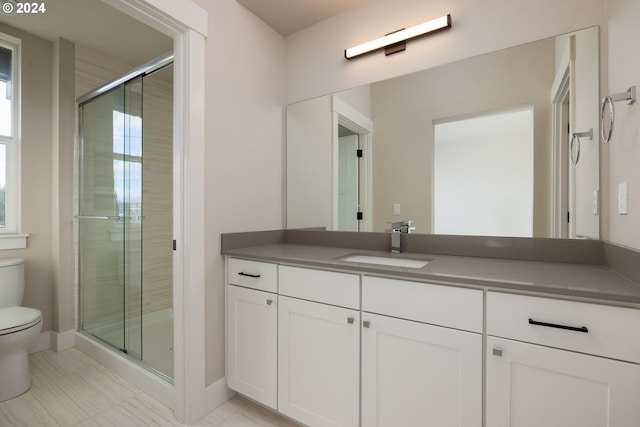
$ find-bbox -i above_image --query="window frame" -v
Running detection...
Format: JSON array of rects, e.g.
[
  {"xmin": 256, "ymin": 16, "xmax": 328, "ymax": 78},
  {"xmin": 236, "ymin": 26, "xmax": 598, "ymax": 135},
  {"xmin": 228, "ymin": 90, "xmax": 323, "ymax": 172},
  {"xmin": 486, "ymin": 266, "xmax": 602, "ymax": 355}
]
[{"xmin": 0, "ymin": 31, "xmax": 26, "ymax": 249}]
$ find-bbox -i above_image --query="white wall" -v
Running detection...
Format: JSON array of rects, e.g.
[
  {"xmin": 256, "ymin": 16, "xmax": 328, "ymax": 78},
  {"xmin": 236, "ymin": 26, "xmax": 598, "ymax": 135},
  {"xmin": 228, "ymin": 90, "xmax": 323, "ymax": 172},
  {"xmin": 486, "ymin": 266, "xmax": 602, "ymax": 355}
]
[
  {"xmin": 191, "ymin": 0, "xmax": 286, "ymax": 385},
  {"xmin": 606, "ymin": 0, "xmax": 640, "ymax": 250},
  {"xmin": 286, "ymin": 0, "xmax": 605, "ymax": 104}
]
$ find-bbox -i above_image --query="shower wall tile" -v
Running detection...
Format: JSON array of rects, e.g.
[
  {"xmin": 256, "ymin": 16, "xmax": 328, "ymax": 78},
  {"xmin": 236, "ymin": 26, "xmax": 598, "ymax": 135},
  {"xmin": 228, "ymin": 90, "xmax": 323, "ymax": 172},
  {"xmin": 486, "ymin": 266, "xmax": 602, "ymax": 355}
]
[{"xmin": 142, "ymin": 66, "xmax": 173, "ymax": 316}]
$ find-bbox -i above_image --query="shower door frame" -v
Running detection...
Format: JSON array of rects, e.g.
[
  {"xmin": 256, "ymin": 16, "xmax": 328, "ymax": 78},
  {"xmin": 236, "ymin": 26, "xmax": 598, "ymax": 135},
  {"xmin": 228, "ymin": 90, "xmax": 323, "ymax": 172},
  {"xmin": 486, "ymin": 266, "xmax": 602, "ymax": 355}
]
[{"xmin": 99, "ymin": 0, "xmax": 208, "ymax": 423}]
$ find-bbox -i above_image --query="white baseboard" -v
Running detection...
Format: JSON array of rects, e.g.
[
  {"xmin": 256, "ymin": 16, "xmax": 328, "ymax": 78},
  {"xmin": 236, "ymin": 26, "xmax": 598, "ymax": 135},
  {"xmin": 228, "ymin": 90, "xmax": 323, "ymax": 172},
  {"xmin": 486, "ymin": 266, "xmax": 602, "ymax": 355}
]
[
  {"xmin": 52, "ymin": 330, "xmax": 76, "ymax": 351},
  {"xmin": 28, "ymin": 331, "xmax": 51, "ymax": 353},
  {"xmin": 206, "ymin": 377, "xmax": 236, "ymax": 412},
  {"xmin": 27, "ymin": 329, "xmax": 77, "ymax": 354}
]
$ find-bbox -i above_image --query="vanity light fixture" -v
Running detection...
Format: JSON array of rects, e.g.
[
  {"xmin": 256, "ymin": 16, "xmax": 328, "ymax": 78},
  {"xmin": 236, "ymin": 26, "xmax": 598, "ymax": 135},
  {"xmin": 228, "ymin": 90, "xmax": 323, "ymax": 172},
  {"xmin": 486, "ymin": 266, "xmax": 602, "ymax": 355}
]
[{"xmin": 344, "ymin": 14, "xmax": 452, "ymax": 60}]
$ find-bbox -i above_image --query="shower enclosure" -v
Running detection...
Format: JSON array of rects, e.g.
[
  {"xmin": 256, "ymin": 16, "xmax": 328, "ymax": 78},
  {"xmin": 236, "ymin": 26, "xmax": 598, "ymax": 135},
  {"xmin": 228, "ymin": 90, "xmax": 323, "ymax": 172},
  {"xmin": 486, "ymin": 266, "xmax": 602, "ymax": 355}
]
[{"xmin": 77, "ymin": 56, "xmax": 174, "ymax": 380}]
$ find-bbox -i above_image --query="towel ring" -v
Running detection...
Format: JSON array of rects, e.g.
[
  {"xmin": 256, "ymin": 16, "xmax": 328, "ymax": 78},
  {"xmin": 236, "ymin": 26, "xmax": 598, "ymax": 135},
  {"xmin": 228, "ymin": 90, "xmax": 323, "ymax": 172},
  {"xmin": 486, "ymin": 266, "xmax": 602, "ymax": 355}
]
[
  {"xmin": 570, "ymin": 129, "xmax": 593, "ymax": 165},
  {"xmin": 601, "ymin": 96, "xmax": 615, "ymax": 144},
  {"xmin": 570, "ymin": 134, "xmax": 581, "ymax": 165},
  {"xmin": 601, "ymin": 86, "xmax": 636, "ymax": 143}
]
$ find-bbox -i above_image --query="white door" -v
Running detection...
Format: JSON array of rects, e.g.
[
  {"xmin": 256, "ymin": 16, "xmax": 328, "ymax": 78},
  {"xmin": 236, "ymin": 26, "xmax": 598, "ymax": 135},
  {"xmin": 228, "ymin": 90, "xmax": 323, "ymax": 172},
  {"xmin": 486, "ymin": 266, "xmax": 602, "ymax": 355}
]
[
  {"xmin": 278, "ymin": 296, "xmax": 360, "ymax": 427},
  {"xmin": 486, "ymin": 336, "xmax": 640, "ymax": 427},
  {"xmin": 361, "ymin": 313, "xmax": 482, "ymax": 427},
  {"xmin": 226, "ymin": 285, "xmax": 278, "ymax": 409},
  {"xmin": 338, "ymin": 134, "xmax": 359, "ymax": 231}
]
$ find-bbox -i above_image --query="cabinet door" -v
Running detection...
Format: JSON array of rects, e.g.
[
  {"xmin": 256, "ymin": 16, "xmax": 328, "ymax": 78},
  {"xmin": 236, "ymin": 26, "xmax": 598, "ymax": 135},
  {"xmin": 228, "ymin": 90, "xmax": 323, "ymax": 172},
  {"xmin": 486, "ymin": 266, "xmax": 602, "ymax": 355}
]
[
  {"xmin": 226, "ymin": 285, "xmax": 277, "ymax": 409},
  {"xmin": 487, "ymin": 336, "xmax": 640, "ymax": 427},
  {"xmin": 278, "ymin": 296, "xmax": 360, "ymax": 427},
  {"xmin": 361, "ymin": 313, "xmax": 482, "ymax": 427}
]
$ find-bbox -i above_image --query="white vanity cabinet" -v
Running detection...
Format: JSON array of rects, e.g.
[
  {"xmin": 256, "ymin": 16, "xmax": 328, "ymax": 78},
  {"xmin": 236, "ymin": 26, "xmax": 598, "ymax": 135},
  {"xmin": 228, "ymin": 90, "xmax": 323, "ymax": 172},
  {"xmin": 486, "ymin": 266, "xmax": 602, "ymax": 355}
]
[
  {"xmin": 278, "ymin": 265, "xmax": 361, "ymax": 427},
  {"xmin": 486, "ymin": 292, "xmax": 640, "ymax": 427},
  {"xmin": 226, "ymin": 259, "xmax": 278, "ymax": 409},
  {"xmin": 361, "ymin": 277, "xmax": 483, "ymax": 427},
  {"xmin": 225, "ymin": 254, "xmax": 640, "ymax": 427}
]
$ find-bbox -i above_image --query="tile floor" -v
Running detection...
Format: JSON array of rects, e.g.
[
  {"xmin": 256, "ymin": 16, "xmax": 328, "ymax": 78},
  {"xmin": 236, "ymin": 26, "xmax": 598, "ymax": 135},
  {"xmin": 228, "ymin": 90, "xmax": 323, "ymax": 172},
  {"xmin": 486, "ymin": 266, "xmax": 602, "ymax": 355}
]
[{"xmin": 0, "ymin": 348, "xmax": 300, "ymax": 427}]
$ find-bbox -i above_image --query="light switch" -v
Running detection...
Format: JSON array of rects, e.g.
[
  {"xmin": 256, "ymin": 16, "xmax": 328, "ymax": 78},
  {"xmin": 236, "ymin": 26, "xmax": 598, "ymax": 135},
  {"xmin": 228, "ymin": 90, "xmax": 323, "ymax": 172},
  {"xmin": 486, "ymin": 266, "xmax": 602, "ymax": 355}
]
[
  {"xmin": 618, "ymin": 182, "xmax": 628, "ymax": 215},
  {"xmin": 393, "ymin": 203, "xmax": 401, "ymax": 215}
]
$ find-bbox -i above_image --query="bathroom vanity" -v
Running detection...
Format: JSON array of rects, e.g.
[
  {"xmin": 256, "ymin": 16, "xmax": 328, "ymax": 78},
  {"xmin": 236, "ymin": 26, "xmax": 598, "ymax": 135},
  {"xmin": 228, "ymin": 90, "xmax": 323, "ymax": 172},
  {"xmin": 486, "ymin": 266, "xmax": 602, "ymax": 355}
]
[{"xmin": 222, "ymin": 231, "xmax": 640, "ymax": 427}]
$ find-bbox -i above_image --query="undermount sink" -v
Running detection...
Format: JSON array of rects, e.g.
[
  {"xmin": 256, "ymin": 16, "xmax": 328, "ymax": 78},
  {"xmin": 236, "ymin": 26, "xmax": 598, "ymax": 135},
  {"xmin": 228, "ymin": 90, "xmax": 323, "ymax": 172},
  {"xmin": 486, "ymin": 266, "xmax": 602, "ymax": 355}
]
[{"xmin": 338, "ymin": 254, "xmax": 430, "ymax": 269}]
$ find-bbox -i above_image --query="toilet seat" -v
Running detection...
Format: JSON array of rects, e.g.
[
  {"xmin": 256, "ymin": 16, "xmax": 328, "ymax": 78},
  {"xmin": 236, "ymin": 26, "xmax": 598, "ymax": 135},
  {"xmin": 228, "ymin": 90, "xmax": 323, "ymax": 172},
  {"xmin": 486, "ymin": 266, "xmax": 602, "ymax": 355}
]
[{"xmin": 0, "ymin": 307, "xmax": 42, "ymax": 336}]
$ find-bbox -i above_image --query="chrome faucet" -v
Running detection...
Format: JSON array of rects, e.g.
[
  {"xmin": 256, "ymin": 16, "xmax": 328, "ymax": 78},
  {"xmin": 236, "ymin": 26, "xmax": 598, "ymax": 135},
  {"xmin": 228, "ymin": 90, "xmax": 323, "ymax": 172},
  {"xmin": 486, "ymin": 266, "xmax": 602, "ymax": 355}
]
[{"xmin": 387, "ymin": 220, "xmax": 415, "ymax": 253}]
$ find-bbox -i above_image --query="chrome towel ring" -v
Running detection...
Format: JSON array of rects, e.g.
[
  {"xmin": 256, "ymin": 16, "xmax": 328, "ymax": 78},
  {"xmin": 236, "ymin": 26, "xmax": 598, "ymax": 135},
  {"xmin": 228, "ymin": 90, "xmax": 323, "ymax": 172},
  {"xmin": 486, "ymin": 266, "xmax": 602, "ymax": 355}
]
[
  {"xmin": 601, "ymin": 86, "xmax": 636, "ymax": 143},
  {"xmin": 570, "ymin": 128, "xmax": 593, "ymax": 165}
]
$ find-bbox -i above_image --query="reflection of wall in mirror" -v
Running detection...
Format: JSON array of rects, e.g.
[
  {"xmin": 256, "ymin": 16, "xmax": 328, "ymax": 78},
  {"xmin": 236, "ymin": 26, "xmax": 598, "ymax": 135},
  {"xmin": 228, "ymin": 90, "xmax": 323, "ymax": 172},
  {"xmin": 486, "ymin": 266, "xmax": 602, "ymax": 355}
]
[
  {"xmin": 370, "ymin": 38, "xmax": 555, "ymax": 235},
  {"xmin": 287, "ymin": 96, "xmax": 333, "ymax": 229},
  {"xmin": 287, "ymin": 86, "xmax": 371, "ymax": 230}
]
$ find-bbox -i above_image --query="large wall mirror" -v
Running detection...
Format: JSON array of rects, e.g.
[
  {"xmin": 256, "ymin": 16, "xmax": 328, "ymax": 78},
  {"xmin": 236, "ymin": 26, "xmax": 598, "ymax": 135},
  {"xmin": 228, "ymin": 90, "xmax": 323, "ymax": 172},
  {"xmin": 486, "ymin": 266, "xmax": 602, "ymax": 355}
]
[{"xmin": 287, "ymin": 26, "xmax": 600, "ymax": 240}]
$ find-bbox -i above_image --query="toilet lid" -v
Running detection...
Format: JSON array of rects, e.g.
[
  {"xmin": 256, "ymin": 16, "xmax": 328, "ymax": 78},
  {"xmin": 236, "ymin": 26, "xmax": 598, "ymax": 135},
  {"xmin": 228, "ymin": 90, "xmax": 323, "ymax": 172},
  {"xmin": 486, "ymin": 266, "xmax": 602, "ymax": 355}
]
[{"xmin": 0, "ymin": 306, "xmax": 42, "ymax": 335}]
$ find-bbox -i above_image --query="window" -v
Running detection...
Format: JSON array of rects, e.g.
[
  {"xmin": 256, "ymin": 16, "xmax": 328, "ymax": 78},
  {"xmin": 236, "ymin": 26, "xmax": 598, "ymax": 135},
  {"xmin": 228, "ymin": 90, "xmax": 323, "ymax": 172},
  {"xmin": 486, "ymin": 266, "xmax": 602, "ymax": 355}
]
[
  {"xmin": 0, "ymin": 32, "xmax": 24, "ymax": 248},
  {"xmin": 113, "ymin": 110, "xmax": 143, "ymax": 224}
]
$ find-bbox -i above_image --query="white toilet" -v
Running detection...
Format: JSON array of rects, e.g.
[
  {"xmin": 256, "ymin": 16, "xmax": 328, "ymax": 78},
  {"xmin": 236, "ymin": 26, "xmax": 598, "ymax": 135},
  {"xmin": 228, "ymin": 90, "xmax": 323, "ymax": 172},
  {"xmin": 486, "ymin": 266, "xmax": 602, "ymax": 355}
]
[{"xmin": 0, "ymin": 258, "xmax": 42, "ymax": 402}]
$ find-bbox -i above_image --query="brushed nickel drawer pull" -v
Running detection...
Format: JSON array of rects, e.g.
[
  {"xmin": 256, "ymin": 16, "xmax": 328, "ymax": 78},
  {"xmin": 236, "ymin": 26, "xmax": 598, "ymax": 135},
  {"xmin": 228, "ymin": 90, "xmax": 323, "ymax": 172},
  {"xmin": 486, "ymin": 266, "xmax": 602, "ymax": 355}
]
[
  {"xmin": 238, "ymin": 272, "xmax": 261, "ymax": 278},
  {"xmin": 363, "ymin": 321, "xmax": 371, "ymax": 328},
  {"xmin": 528, "ymin": 318, "xmax": 588, "ymax": 333},
  {"xmin": 347, "ymin": 317, "xmax": 355, "ymax": 325},
  {"xmin": 266, "ymin": 299, "xmax": 273, "ymax": 306}
]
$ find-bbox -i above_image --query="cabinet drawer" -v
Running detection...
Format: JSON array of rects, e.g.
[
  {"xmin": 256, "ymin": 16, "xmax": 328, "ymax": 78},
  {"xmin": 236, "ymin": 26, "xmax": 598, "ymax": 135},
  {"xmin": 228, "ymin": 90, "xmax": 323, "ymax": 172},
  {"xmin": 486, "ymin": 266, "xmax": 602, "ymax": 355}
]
[
  {"xmin": 487, "ymin": 292, "xmax": 640, "ymax": 363},
  {"xmin": 279, "ymin": 266, "xmax": 359, "ymax": 309},
  {"xmin": 228, "ymin": 258, "xmax": 277, "ymax": 293},
  {"xmin": 362, "ymin": 276, "xmax": 483, "ymax": 333}
]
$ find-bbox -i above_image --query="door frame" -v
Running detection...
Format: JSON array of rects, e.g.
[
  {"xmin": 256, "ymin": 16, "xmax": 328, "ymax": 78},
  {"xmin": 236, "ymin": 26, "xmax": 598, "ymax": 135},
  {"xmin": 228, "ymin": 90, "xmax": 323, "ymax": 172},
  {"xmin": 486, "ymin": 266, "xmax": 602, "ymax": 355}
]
[
  {"xmin": 551, "ymin": 35, "xmax": 575, "ymax": 238},
  {"xmin": 331, "ymin": 96, "xmax": 373, "ymax": 232},
  {"xmin": 101, "ymin": 0, "xmax": 208, "ymax": 423}
]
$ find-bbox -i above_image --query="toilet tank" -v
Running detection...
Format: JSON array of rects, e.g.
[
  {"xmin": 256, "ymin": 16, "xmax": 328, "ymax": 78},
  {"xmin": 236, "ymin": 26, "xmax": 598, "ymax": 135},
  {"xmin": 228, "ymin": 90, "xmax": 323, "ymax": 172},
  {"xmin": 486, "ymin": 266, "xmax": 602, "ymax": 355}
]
[{"xmin": 0, "ymin": 258, "xmax": 25, "ymax": 308}]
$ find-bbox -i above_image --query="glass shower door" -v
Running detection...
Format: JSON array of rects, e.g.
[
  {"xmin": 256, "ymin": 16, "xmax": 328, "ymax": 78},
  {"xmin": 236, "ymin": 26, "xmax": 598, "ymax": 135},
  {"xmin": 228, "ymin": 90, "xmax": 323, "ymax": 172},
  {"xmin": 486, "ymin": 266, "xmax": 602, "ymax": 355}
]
[{"xmin": 79, "ymin": 77, "xmax": 143, "ymax": 359}]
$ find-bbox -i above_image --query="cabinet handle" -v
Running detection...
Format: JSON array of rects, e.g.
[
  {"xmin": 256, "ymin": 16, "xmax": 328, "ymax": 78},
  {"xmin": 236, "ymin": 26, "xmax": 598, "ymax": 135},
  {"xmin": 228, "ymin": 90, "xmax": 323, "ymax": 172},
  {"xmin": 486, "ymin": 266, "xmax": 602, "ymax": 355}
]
[
  {"xmin": 528, "ymin": 318, "xmax": 589, "ymax": 333},
  {"xmin": 238, "ymin": 272, "xmax": 261, "ymax": 278},
  {"xmin": 492, "ymin": 347, "xmax": 503, "ymax": 357},
  {"xmin": 266, "ymin": 299, "xmax": 273, "ymax": 306},
  {"xmin": 347, "ymin": 317, "xmax": 355, "ymax": 324},
  {"xmin": 363, "ymin": 320, "xmax": 371, "ymax": 328}
]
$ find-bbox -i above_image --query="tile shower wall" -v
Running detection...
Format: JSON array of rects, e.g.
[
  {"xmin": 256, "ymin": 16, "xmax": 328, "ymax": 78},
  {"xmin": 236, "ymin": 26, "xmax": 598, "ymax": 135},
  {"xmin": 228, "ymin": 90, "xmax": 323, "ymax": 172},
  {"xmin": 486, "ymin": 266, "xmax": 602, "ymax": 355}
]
[{"xmin": 141, "ymin": 65, "xmax": 173, "ymax": 317}]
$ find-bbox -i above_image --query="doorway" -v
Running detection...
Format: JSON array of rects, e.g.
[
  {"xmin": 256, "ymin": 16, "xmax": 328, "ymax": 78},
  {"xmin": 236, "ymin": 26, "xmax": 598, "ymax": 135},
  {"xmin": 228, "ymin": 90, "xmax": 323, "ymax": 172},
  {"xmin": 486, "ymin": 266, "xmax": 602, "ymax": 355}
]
[
  {"xmin": 332, "ymin": 96, "xmax": 373, "ymax": 232},
  {"xmin": 433, "ymin": 107, "xmax": 534, "ymax": 237}
]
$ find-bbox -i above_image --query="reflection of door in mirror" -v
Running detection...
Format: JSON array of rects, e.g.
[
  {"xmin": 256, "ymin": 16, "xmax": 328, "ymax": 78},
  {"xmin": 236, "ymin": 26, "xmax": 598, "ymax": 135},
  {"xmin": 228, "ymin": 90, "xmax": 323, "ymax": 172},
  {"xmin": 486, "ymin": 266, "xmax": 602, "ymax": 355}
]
[
  {"xmin": 433, "ymin": 108, "xmax": 534, "ymax": 237},
  {"xmin": 338, "ymin": 132, "xmax": 359, "ymax": 231},
  {"xmin": 552, "ymin": 27, "xmax": 600, "ymax": 239},
  {"xmin": 332, "ymin": 96, "xmax": 373, "ymax": 232},
  {"xmin": 286, "ymin": 93, "xmax": 373, "ymax": 231}
]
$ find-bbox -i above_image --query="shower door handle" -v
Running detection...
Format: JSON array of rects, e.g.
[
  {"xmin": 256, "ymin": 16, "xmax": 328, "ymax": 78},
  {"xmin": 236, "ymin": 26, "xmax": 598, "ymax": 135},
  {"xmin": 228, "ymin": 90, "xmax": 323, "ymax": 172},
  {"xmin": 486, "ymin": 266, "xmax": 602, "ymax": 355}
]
[{"xmin": 74, "ymin": 215, "xmax": 122, "ymax": 221}]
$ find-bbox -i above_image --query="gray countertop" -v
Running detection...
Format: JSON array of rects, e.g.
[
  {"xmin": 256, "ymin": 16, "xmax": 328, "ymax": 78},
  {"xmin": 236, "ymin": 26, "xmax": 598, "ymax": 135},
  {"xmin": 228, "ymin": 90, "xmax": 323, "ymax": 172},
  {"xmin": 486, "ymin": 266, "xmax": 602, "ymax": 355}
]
[{"xmin": 223, "ymin": 243, "xmax": 640, "ymax": 306}]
